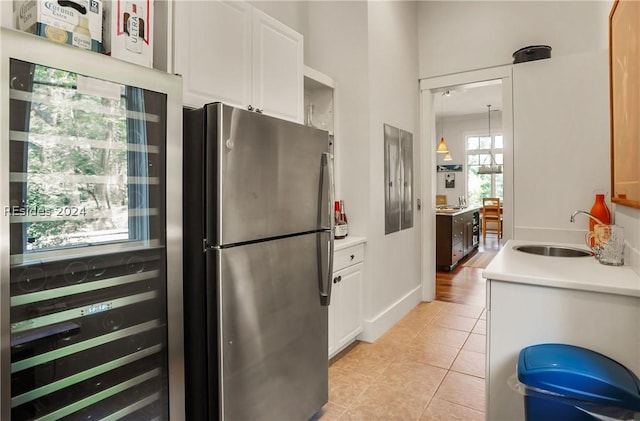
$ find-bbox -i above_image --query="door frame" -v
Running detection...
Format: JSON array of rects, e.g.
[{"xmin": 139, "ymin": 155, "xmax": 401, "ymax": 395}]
[{"xmin": 419, "ymin": 66, "xmax": 513, "ymax": 301}]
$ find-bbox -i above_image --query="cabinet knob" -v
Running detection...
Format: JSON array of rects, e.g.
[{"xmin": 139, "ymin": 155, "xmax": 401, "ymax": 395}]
[
  {"xmin": 247, "ymin": 105, "xmax": 254, "ymax": 111},
  {"xmin": 350, "ymin": 254, "xmax": 355, "ymax": 260},
  {"xmin": 333, "ymin": 276, "xmax": 342, "ymax": 284}
]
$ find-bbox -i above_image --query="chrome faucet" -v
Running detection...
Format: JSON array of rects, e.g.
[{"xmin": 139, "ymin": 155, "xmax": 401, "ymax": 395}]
[{"xmin": 570, "ymin": 210, "xmax": 605, "ymax": 225}]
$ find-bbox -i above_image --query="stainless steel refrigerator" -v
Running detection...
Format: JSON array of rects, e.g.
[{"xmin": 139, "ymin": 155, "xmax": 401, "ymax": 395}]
[{"xmin": 183, "ymin": 102, "xmax": 334, "ymax": 420}]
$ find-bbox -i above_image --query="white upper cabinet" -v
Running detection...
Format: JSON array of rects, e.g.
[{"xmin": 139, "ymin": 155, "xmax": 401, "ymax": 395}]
[
  {"xmin": 251, "ymin": 8, "xmax": 304, "ymax": 123},
  {"xmin": 173, "ymin": 1, "xmax": 303, "ymax": 123},
  {"xmin": 174, "ymin": 1, "xmax": 252, "ymax": 110}
]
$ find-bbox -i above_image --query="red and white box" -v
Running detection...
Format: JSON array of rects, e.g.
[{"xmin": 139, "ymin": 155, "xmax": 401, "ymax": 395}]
[{"xmin": 103, "ymin": 0, "xmax": 153, "ymax": 67}]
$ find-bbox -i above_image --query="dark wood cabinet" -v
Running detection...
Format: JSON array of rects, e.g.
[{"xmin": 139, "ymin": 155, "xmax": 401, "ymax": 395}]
[{"xmin": 436, "ymin": 208, "xmax": 480, "ymax": 271}]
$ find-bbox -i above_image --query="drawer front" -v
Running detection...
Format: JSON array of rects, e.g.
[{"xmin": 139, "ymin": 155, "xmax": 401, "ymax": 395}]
[
  {"xmin": 452, "ymin": 217, "xmax": 464, "ymax": 241},
  {"xmin": 334, "ymin": 244, "xmax": 365, "ymax": 272},
  {"xmin": 452, "ymin": 222, "xmax": 464, "ymax": 243},
  {"xmin": 452, "ymin": 241, "xmax": 464, "ymax": 263}
]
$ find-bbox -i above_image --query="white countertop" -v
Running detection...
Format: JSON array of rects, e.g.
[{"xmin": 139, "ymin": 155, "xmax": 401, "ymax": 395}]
[
  {"xmin": 483, "ymin": 239, "xmax": 640, "ymax": 297},
  {"xmin": 334, "ymin": 236, "xmax": 367, "ymax": 251}
]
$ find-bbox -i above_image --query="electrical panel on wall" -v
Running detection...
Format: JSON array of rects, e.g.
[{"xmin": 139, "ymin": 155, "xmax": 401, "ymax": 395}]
[{"xmin": 384, "ymin": 124, "xmax": 413, "ymax": 234}]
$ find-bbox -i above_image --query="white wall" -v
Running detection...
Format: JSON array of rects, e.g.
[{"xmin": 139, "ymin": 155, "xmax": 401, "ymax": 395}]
[
  {"xmin": 305, "ymin": 1, "xmax": 370, "ymax": 235},
  {"xmin": 249, "ymin": 1, "xmax": 309, "ymax": 42},
  {"xmin": 306, "ymin": 2, "xmax": 421, "ymax": 342},
  {"xmin": 435, "ymin": 113, "xmax": 503, "ymax": 204},
  {"xmin": 418, "ymin": 1, "xmax": 611, "ymax": 79},
  {"xmin": 363, "ymin": 1, "xmax": 421, "ymax": 341},
  {"xmin": 1, "ymin": 1, "xmax": 14, "ymax": 28},
  {"xmin": 512, "ymin": 50, "xmax": 610, "ymax": 244}
]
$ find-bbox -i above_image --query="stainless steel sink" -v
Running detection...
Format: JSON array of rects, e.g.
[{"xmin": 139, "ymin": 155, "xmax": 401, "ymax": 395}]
[{"xmin": 513, "ymin": 245, "xmax": 594, "ymax": 257}]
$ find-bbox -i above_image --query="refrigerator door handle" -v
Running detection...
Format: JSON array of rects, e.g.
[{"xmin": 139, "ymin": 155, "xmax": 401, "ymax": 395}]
[
  {"xmin": 321, "ymin": 152, "xmax": 335, "ymax": 233},
  {"xmin": 319, "ymin": 152, "xmax": 334, "ymax": 306}
]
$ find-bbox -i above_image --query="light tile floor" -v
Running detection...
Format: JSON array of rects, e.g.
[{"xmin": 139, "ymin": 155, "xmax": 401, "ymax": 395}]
[{"xmin": 318, "ymin": 300, "xmax": 486, "ymax": 421}]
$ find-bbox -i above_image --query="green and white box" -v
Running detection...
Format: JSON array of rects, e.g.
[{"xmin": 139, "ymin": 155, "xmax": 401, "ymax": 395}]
[{"xmin": 15, "ymin": 0, "xmax": 103, "ymax": 52}]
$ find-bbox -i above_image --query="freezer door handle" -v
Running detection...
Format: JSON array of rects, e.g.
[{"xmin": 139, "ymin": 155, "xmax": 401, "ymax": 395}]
[{"xmin": 320, "ymin": 152, "xmax": 335, "ymax": 233}]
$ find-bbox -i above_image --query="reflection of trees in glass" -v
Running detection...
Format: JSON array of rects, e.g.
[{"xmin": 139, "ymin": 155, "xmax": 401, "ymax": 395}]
[{"xmin": 26, "ymin": 65, "xmax": 129, "ymax": 250}]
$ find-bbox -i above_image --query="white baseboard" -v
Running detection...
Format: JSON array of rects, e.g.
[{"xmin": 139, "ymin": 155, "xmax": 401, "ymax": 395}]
[{"xmin": 358, "ymin": 285, "xmax": 421, "ymax": 343}]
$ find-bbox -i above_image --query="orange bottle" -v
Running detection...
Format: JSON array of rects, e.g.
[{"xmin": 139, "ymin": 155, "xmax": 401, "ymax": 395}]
[{"xmin": 589, "ymin": 193, "xmax": 611, "ymax": 246}]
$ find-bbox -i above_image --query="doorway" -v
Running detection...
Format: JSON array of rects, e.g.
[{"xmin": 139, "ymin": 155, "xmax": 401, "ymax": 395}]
[{"xmin": 419, "ymin": 66, "xmax": 513, "ymax": 302}]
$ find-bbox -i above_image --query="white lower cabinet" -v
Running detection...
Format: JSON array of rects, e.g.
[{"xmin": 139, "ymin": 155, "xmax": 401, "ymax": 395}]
[
  {"xmin": 487, "ymin": 279, "xmax": 640, "ymax": 421},
  {"xmin": 329, "ymin": 241, "xmax": 365, "ymax": 358}
]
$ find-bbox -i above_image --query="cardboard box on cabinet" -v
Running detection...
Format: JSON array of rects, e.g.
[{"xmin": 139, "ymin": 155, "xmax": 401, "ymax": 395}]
[
  {"xmin": 103, "ymin": 0, "xmax": 153, "ymax": 67},
  {"xmin": 14, "ymin": 0, "xmax": 103, "ymax": 52}
]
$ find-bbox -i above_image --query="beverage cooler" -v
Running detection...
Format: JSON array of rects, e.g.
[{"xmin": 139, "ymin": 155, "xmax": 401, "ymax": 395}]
[{"xmin": 0, "ymin": 28, "xmax": 184, "ymax": 420}]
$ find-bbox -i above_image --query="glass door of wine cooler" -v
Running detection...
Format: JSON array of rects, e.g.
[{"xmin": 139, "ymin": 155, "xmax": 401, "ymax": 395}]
[{"xmin": 1, "ymin": 29, "xmax": 183, "ymax": 421}]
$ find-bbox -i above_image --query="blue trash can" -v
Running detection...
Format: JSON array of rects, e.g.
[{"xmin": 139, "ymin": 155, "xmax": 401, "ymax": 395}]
[{"xmin": 517, "ymin": 344, "xmax": 640, "ymax": 421}]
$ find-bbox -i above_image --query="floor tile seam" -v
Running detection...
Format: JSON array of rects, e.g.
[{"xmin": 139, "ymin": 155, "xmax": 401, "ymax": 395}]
[
  {"xmin": 448, "ymin": 365, "xmax": 485, "ymax": 380},
  {"xmin": 435, "ymin": 312, "xmax": 481, "ymax": 322},
  {"xmin": 388, "ymin": 353, "xmax": 457, "ymax": 375},
  {"xmin": 404, "ymin": 340, "xmax": 462, "ymax": 355},
  {"xmin": 330, "ymin": 358, "xmax": 391, "ymax": 381},
  {"xmin": 414, "ymin": 393, "xmax": 437, "ymax": 421},
  {"xmin": 336, "ymin": 381, "xmax": 371, "ymax": 418},
  {"xmin": 384, "ymin": 325, "xmax": 429, "ymax": 342},
  {"xmin": 425, "ymin": 366, "xmax": 461, "ymax": 417},
  {"xmin": 457, "ymin": 346, "xmax": 486, "ymax": 357},
  {"xmin": 326, "ymin": 401, "xmax": 350, "ymax": 420},
  {"xmin": 426, "ymin": 396, "xmax": 486, "ymax": 417},
  {"xmin": 431, "ymin": 321, "xmax": 478, "ymax": 334},
  {"xmin": 440, "ymin": 311, "xmax": 485, "ymax": 320},
  {"xmin": 406, "ymin": 318, "xmax": 440, "ymax": 343},
  {"xmin": 338, "ymin": 372, "xmax": 431, "ymax": 420},
  {"xmin": 441, "ymin": 304, "xmax": 486, "ymax": 316},
  {"xmin": 417, "ymin": 394, "xmax": 440, "ymax": 421},
  {"xmin": 329, "ymin": 364, "xmax": 375, "ymax": 380},
  {"xmin": 401, "ymin": 345, "xmax": 461, "ymax": 370},
  {"xmin": 431, "ymin": 391, "xmax": 486, "ymax": 415}
]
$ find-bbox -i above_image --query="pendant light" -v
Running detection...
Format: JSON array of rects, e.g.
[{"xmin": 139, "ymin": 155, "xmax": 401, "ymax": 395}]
[
  {"xmin": 436, "ymin": 91, "xmax": 450, "ymax": 154},
  {"xmin": 478, "ymin": 104, "xmax": 503, "ymax": 174},
  {"xmin": 443, "ymin": 151, "xmax": 453, "ymax": 161}
]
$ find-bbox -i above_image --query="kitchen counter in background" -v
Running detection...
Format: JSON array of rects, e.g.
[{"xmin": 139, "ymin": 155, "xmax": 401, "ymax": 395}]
[
  {"xmin": 484, "ymin": 239, "xmax": 640, "ymax": 421},
  {"xmin": 436, "ymin": 207, "xmax": 480, "ymax": 271},
  {"xmin": 434, "ymin": 205, "xmax": 482, "ymax": 216}
]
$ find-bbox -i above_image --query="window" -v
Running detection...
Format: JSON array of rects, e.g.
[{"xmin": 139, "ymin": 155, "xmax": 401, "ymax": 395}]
[
  {"xmin": 467, "ymin": 133, "xmax": 503, "ymax": 205},
  {"xmin": 9, "ymin": 59, "xmax": 166, "ymax": 255}
]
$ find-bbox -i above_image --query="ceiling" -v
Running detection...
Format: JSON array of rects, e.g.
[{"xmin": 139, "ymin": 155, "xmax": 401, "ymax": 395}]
[{"xmin": 434, "ymin": 80, "xmax": 503, "ymax": 119}]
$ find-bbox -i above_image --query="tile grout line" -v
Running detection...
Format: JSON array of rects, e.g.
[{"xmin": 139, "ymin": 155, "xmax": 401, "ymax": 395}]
[{"xmin": 418, "ymin": 307, "xmax": 486, "ymax": 418}]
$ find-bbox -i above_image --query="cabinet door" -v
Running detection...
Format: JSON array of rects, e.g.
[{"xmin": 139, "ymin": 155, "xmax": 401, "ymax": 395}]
[
  {"xmin": 252, "ymin": 8, "xmax": 304, "ymax": 123},
  {"xmin": 174, "ymin": 0, "xmax": 252, "ymax": 109},
  {"xmin": 336, "ymin": 264, "xmax": 363, "ymax": 349},
  {"xmin": 328, "ymin": 275, "xmax": 340, "ymax": 357},
  {"xmin": 328, "ymin": 263, "xmax": 363, "ymax": 358}
]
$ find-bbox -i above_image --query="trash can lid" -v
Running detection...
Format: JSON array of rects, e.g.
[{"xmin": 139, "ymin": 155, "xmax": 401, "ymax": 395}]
[{"xmin": 518, "ymin": 343, "xmax": 640, "ymax": 411}]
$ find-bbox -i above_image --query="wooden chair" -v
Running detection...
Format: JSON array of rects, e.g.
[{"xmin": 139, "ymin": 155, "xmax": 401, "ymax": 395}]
[
  {"xmin": 436, "ymin": 195, "xmax": 447, "ymax": 206},
  {"xmin": 482, "ymin": 197, "xmax": 502, "ymax": 239}
]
